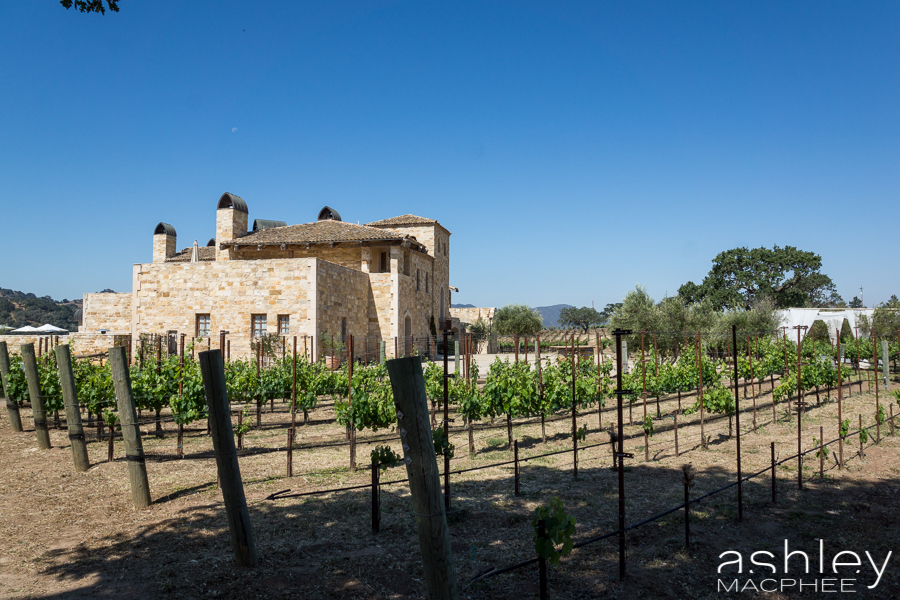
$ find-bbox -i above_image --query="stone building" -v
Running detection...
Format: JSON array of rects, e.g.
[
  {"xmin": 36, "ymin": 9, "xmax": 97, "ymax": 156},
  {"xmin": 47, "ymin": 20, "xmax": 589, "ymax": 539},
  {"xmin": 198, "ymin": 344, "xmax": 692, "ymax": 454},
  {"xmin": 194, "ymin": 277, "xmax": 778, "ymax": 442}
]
[{"xmin": 79, "ymin": 193, "xmax": 453, "ymax": 359}]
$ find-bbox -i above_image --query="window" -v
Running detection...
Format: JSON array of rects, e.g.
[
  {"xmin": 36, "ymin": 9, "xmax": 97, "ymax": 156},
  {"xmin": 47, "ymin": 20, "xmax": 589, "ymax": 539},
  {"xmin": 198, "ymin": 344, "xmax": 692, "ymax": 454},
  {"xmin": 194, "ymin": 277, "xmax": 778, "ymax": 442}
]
[
  {"xmin": 278, "ymin": 315, "xmax": 290, "ymax": 335},
  {"xmin": 416, "ymin": 269, "xmax": 420, "ymax": 291},
  {"xmin": 340, "ymin": 317, "xmax": 347, "ymax": 344},
  {"xmin": 196, "ymin": 314, "xmax": 210, "ymax": 337},
  {"xmin": 403, "ymin": 250, "xmax": 410, "ymax": 276},
  {"xmin": 380, "ymin": 251, "xmax": 389, "ymax": 273},
  {"xmin": 252, "ymin": 314, "xmax": 267, "ymax": 337},
  {"xmin": 425, "ymin": 273, "xmax": 429, "ymax": 293}
]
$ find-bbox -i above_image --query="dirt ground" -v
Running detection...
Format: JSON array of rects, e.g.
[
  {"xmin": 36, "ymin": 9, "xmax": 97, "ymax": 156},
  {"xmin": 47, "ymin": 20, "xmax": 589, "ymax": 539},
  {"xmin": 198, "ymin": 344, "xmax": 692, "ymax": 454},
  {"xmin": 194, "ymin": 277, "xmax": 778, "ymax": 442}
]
[{"xmin": 0, "ymin": 371, "xmax": 898, "ymax": 599}]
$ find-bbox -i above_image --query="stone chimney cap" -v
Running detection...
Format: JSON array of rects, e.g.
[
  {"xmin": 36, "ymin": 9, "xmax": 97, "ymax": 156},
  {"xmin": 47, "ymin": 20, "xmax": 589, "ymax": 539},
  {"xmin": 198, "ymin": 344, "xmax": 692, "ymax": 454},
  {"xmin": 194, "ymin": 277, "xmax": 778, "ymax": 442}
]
[
  {"xmin": 154, "ymin": 222, "xmax": 176, "ymax": 236},
  {"xmin": 217, "ymin": 192, "xmax": 249, "ymax": 213}
]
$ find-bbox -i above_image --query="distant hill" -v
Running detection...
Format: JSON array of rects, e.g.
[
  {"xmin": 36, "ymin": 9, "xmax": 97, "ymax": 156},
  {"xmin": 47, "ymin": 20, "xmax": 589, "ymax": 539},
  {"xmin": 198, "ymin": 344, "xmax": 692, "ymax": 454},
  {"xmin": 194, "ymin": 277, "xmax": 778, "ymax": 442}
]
[
  {"xmin": 0, "ymin": 288, "xmax": 83, "ymax": 331},
  {"xmin": 451, "ymin": 303, "xmax": 477, "ymax": 308},
  {"xmin": 534, "ymin": 304, "xmax": 573, "ymax": 328}
]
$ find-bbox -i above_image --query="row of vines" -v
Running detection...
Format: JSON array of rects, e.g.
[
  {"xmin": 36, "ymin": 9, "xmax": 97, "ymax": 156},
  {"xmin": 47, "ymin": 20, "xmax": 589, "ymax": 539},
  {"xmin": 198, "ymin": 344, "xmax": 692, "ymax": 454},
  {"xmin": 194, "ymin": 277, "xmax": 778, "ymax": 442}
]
[{"xmin": 2, "ymin": 334, "xmax": 897, "ymax": 466}]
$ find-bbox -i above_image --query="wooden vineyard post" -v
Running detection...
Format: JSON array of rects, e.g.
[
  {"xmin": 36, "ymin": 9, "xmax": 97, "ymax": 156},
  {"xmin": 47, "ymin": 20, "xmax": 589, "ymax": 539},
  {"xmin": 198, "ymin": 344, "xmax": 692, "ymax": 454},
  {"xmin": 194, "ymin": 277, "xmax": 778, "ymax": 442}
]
[
  {"xmin": 612, "ymin": 329, "xmax": 633, "ymax": 581},
  {"xmin": 674, "ymin": 410, "xmax": 679, "ymax": 457},
  {"xmin": 837, "ymin": 329, "xmax": 843, "ymax": 469},
  {"xmin": 55, "ymin": 345, "xmax": 90, "ymax": 472},
  {"xmin": 873, "ymin": 334, "xmax": 880, "ymax": 443},
  {"xmin": 794, "ymin": 325, "xmax": 807, "ymax": 491},
  {"xmin": 641, "ymin": 331, "xmax": 648, "ymax": 462},
  {"xmin": 748, "ymin": 335, "xmax": 757, "ymax": 429},
  {"xmin": 442, "ymin": 323, "xmax": 451, "ymax": 509},
  {"xmin": 771, "ymin": 442, "xmax": 776, "ymax": 503},
  {"xmin": 683, "ymin": 471, "xmax": 691, "ymax": 552},
  {"xmin": 859, "ymin": 414, "xmax": 864, "ymax": 459},
  {"xmin": 371, "ymin": 459, "xmax": 381, "ymax": 534},
  {"xmin": 696, "ymin": 333, "xmax": 705, "ymax": 449},
  {"xmin": 0, "ymin": 342, "xmax": 23, "ymax": 432},
  {"xmin": 255, "ymin": 342, "xmax": 262, "ymax": 425},
  {"xmin": 654, "ymin": 333, "xmax": 661, "ymax": 418},
  {"xmin": 595, "ymin": 331, "xmax": 603, "ymax": 430},
  {"xmin": 514, "ymin": 439, "xmax": 519, "ymax": 496},
  {"xmin": 21, "ymin": 344, "xmax": 51, "ymax": 449},
  {"xmin": 109, "ymin": 347, "xmax": 152, "ymax": 509},
  {"xmin": 891, "ymin": 405, "xmax": 895, "ymax": 437},
  {"xmin": 349, "ymin": 335, "xmax": 356, "ymax": 472},
  {"xmin": 107, "ymin": 422, "xmax": 115, "ymax": 463},
  {"xmin": 199, "ymin": 349, "xmax": 258, "ymax": 568},
  {"xmin": 571, "ymin": 332, "xmax": 578, "ymax": 479},
  {"xmin": 291, "ymin": 336, "xmax": 297, "ymax": 431},
  {"xmin": 286, "ymin": 428, "xmax": 294, "ymax": 477},
  {"xmin": 385, "ymin": 356, "xmax": 459, "ymax": 600},
  {"xmin": 732, "ymin": 326, "xmax": 742, "ymax": 521},
  {"xmin": 819, "ymin": 425, "xmax": 824, "ymax": 479}
]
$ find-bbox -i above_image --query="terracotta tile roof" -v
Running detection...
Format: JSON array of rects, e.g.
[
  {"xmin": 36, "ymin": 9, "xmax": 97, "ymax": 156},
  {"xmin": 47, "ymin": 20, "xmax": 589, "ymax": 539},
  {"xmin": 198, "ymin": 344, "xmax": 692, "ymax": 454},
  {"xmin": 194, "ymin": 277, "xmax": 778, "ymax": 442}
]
[
  {"xmin": 166, "ymin": 246, "xmax": 216, "ymax": 262},
  {"xmin": 365, "ymin": 214, "xmax": 438, "ymax": 227},
  {"xmin": 221, "ymin": 220, "xmax": 415, "ymax": 247}
]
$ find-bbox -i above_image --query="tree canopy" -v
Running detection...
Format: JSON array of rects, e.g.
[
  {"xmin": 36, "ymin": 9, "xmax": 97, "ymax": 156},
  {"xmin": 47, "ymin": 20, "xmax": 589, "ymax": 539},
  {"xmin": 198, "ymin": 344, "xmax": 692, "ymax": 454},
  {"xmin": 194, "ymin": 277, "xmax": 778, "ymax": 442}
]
[
  {"xmin": 870, "ymin": 295, "xmax": 900, "ymax": 338},
  {"xmin": 608, "ymin": 285, "xmax": 778, "ymax": 356},
  {"xmin": 493, "ymin": 304, "xmax": 543, "ymax": 336},
  {"xmin": 558, "ymin": 306, "xmax": 603, "ymax": 332},
  {"xmin": 60, "ymin": 0, "xmax": 119, "ymax": 14},
  {"xmin": 677, "ymin": 245, "xmax": 837, "ymax": 310}
]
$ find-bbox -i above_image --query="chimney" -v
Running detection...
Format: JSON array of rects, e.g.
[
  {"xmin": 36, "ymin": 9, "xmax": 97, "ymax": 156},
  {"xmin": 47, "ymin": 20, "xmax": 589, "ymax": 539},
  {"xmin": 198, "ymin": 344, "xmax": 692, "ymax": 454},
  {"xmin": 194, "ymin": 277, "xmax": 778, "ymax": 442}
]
[
  {"xmin": 153, "ymin": 223, "xmax": 177, "ymax": 263},
  {"xmin": 216, "ymin": 192, "xmax": 248, "ymax": 261}
]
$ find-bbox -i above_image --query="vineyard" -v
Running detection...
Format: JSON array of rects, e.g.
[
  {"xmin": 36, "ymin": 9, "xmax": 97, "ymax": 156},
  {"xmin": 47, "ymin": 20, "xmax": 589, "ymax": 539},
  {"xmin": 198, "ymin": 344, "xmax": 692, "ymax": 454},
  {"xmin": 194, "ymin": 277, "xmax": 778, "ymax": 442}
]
[{"xmin": 0, "ymin": 329, "xmax": 899, "ymax": 599}]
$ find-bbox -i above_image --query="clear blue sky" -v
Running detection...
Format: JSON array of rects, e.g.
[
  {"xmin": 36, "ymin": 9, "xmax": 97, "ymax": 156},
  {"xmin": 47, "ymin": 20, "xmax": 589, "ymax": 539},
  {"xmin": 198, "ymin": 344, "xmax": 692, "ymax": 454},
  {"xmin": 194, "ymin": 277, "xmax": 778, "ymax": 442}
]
[{"xmin": 2, "ymin": 1, "xmax": 898, "ymax": 308}]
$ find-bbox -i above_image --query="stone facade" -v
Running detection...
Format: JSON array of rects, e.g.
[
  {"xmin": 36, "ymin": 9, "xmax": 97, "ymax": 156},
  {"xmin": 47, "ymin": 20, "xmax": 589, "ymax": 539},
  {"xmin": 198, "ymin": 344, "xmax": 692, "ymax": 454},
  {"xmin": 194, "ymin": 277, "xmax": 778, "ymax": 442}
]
[
  {"xmin": 369, "ymin": 223, "xmax": 451, "ymax": 325},
  {"xmin": 450, "ymin": 307, "xmax": 496, "ymax": 326},
  {"xmin": 80, "ymin": 193, "xmax": 452, "ymax": 361},
  {"xmin": 82, "ymin": 293, "xmax": 133, "ymax": 333}
]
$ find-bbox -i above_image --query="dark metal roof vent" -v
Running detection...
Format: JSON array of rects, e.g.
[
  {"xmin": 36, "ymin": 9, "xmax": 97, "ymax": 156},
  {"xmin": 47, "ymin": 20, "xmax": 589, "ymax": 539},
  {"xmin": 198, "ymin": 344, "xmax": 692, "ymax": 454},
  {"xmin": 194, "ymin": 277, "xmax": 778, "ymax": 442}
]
[
  {"xmin": 154, "ymin": 222, "xmax": 176, "ymax": 236},
  {"xmin": 206, "ymin": 238, "xmax": 216, "ymax": 247},
  {"xmin": 317, "ymin": 206, "xmax": 342, "ymax": 222},
  {"xmin": 217, "ymin": 192, "xmax": 249, "ymax": 213},
  {"xmin": 252, "ymin": 219, "xmax": 288, "ymax": 232}
]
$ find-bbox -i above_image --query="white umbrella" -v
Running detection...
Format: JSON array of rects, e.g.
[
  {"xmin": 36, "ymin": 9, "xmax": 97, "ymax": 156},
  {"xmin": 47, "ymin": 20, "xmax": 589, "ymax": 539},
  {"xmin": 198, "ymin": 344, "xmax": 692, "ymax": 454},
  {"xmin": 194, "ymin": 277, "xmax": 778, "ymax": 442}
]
[
  {"xmin": 36, "ymin": 324, "xmax": 68, "ymax": 333},
  {"xmin": 10, "ymin": 325, "xmax": 39, "ymax": 333},
  {"xmin": 191, "ymin": 240, "xmax": 200, "ymax": 263}
]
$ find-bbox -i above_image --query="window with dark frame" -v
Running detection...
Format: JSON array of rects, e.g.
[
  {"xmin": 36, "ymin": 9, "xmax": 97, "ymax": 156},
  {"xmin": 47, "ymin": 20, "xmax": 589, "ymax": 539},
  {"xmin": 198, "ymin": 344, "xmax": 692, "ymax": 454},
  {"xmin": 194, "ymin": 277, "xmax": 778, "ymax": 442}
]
[
  {"xmin": 252, "ymin": 314, "xmax": 267, "ymax": 337},
  {"xmin": 278, "ymin": 315, "xmax": 290, "ymax": 335},
  {"xmin": 196, "ymin": 314, "xmax": 210, "ymax": 337}
]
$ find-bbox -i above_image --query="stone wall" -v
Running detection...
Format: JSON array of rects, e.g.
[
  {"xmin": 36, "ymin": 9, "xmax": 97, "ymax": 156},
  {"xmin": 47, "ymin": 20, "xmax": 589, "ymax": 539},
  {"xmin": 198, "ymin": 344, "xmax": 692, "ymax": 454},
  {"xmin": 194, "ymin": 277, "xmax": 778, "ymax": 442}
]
[
  {"xmin": 132, "ymin": 258, "xmax": 313, "ymax": 359},
  {"xmin": 373, "ymin": 223, "xmax": 450, "ymax": 325},
  {"xmin": 367, "ymin": 273, "xmax": 393, "ymax": 344},
  {"xmin": 82, "ymin": 293, "xmax": 133, "ymax": 333},
  {"xmin": 0, "ymin": 333, "xmax": 130, "ymax": 358},
  {"xmin": 398, "ymin": 250, "xmax": 437, "ymax": 344},
  {"xmin": 450, "ymin": 307, "xmax": 496, "ymax": 325},
  {"xmin": 314, "ymin": 258, "xmax": 371, "ymax": 361}
]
